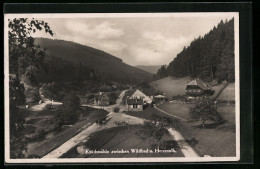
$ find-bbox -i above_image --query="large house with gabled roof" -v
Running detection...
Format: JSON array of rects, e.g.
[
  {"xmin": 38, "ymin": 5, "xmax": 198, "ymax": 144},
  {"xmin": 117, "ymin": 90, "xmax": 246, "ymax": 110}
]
[
  {"xmin": 126, "ymin": 89, "xmax": 153, "ymax": 111},
  {"xmin": 185, "ymin": 79, "xmax": 214, "ymax": 96}
]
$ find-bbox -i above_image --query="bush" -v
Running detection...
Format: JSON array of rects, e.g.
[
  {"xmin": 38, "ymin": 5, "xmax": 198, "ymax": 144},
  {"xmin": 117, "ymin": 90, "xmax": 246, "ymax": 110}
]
[
  {"xmin": 114, "ymin": 107, "xmax": 120, "ymax": 113},
  {"xmin": 190, "ymin": 98, "xmax": 222, "ymax": 128}
]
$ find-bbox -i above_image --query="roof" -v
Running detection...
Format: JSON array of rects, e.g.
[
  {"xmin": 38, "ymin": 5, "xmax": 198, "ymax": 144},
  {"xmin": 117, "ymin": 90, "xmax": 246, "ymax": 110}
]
[
  {"xmin": 141, "ymin": 87, "xmax": 157, "ymax": 96},
  {"xmin": 154, "ymin": 95, "xmax": 167, "ymax": 99},
  {"xmin": 186, "ymin": 79, "xmax": 210, "ymax": 90},
  {"xmin": 127, "ymin": 98, "xmax": 143, "ymax": 105}
]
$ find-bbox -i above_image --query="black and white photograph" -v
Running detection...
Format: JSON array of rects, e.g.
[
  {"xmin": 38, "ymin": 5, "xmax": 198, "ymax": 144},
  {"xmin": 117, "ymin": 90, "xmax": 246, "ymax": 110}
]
[{"xmin": 4, "ymin": 12, "xmax": 240, "ymax": 163}]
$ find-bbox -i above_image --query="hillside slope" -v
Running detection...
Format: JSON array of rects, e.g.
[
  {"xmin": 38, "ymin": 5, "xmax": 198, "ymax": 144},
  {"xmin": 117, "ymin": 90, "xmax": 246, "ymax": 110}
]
[
  {"xmin": 35, "ymin": 38, "xmax": 152, "ymax": 84},
  {"xmin": 136, "ymin": 65, "xmax": 161, "ymax": 74},
  {"xmin": 149, "ymin": 76, "xmax": 191, "ymax": 98}
]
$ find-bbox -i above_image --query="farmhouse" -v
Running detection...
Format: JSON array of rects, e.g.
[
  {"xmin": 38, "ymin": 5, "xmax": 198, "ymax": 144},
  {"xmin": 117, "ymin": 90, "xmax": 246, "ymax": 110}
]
[
  {"xmin": 185, "ymin": 79, "xmax": 214, "ymax": 96},
  {"xmin": 128, "ymin": 89, "xmax": 153, "ymax": 104},
  {"xmin": 93, "ymin": 93, "xmax": 110, "ymax": 106},
  {"xmin": 126, "ymin": 98, "xmax": 144, "ymax": 111}
]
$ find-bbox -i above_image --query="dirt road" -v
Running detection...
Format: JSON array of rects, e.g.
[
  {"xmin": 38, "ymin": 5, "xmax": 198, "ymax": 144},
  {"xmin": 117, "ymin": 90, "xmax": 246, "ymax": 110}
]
[{"xmin": 30, "ymin": 88, "xmax": 62, "ymax": 111}]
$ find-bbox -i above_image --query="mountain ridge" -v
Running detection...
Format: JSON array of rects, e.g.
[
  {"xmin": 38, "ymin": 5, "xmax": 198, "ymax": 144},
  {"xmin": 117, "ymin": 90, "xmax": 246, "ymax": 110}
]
[
  {"xmin": 34, "ymin": 38, "xmax": 153, "ymax": 84},
  {"xmin": 136, "ymin": 65, "xmax": 161, "ymax": 74}
]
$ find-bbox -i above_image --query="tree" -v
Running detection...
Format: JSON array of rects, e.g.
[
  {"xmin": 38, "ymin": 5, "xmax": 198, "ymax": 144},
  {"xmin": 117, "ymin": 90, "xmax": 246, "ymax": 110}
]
[
  {"xmin": 62, "ymin": 93, "xmax": 80, "ymax": 111},
  {"xmin": 55, "ymin": 93, "xmax": 81, "ymax": 126},
  {"xmin": 9, "ymin": 18, "xmax": 53, "ymax": 82},
  {"xmin": 190, "ymin": 98, "xmax": 222, "ymax": 128},
  {"xmin": 8, "ymin": 18, "xmax": 53, "ymax": 158},
  {"xmin": 9, "ymin": 76, "xmax": 27, "ymax": 158},
  {"xmin": 154, "ymin": 18, "xmax": 235, "ymax": 82},
  {"xmin": 137, "ymin": 115, "xmax": 179, "ymax": 149}
]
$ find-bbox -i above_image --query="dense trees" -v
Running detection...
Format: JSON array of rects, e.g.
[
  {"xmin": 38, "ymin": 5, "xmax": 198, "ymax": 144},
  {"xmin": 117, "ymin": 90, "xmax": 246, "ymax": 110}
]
[
  {"xmin": 37, "ymin": 57, "xmax": 100, "ymax": 83},
  {"xmin": 154, "ymin": 18, "xmax": 235, "ymax": 82}
]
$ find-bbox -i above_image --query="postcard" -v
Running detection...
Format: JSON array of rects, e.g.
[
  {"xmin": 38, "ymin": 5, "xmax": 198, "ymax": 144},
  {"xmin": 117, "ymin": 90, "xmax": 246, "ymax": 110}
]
[{"xmin": 4, "ymin": 12, "xmax": 240, "ymax": 163}]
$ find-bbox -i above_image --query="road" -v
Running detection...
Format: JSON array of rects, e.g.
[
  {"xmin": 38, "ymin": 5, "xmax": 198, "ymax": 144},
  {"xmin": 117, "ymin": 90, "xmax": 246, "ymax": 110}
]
[{"xmin": 30, "ymin": 88, "xmax": 62, "ymax": 111}]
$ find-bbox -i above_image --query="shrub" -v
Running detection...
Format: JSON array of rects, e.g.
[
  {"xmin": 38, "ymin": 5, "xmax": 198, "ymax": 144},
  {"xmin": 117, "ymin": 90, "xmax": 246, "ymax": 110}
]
[
  {"xmin": 114, "ymin": 107, "xmax": 120, "ymax": 113},
  {"xmin": 190, "ymin": 98, "xmax": 222, "ymax": 128}
]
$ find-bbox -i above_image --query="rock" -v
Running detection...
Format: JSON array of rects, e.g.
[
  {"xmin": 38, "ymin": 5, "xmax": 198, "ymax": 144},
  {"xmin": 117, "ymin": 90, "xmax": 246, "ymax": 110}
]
[
  {"xmin": 204, "ymin": 155, "xmax": 211, "ymax": 157},
  {"xmin": 77, "ymin": 146, "xmax": 86, "ymax": 155},
  {"xmin": 82, "ymin": 139, "xmax": 88, "ymax": 143}
]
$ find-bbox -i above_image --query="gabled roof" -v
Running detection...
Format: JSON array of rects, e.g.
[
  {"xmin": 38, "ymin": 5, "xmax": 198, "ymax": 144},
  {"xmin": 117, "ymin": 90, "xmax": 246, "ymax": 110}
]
[
  {"xmin": 154, "ymin": 95, "xmax": 167, "ymax": 99},
  {"xmin": 186, "ymin": 79, "xmax": 210, "ymax": 90},
  {"xmin": 127, "ymin": 98, "xmax": 143, "ymax": 105}
]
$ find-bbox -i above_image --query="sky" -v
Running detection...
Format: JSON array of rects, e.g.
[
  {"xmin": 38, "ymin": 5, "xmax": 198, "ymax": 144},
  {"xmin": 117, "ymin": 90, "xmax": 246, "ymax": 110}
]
[{"xmin": 31, "ymin": 13, "xmax": 235, "ymax": 66}]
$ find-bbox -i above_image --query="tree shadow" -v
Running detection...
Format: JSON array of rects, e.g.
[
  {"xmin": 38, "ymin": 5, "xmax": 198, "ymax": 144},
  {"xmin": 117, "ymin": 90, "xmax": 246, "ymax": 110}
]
[
  {"xmin": 192, "ymin": 120, "xmax": 226, "ymax": 129},
  {"xmin": 177, "ymin": 138, "xmax": 199, "ymax": 147}
]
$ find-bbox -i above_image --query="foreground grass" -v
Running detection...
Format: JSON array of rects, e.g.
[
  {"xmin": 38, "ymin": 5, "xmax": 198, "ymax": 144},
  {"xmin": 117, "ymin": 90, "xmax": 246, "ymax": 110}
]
[
  {"xmin": 62, "ymin": 125, "xmax": 184, "ymax": 158},
  {"xmin": 126, "ymin": 103, "xmax": 236, "ymax": 157}
]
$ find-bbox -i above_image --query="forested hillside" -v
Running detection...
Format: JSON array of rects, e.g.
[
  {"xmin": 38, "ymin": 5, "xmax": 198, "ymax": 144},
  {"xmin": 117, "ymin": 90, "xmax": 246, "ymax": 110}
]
[
  {"xmin": 35, "ymin": 38, "xmax": 153, "ymax": 84},
  {"xmin": 154, "ymin": 18, "xmax": 235, "ymax": 82}
]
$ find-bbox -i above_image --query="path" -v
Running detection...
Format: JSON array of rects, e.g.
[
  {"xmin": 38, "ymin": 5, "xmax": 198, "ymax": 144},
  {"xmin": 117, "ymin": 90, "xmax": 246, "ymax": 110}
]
[
  {"xmin": 168, "ymin": 128, "xmax": 199, "ymax": 157},
  {"xmin": 154, "ymin": 105, "xmax": 187, "ymax": 121},
  {"xmin": 30, "ymin": 88, "xmax": 62, "ymax": 111}
]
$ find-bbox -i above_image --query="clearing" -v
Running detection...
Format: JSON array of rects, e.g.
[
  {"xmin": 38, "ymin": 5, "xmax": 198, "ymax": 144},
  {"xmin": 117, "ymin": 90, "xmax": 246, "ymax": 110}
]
[
  {"xmin": 149, "ymin": 76, "xmax": 191, "ymax": 98},
  {"xmin": 217, "ymin": 83, "xmax": 235, "ymax": 101}
]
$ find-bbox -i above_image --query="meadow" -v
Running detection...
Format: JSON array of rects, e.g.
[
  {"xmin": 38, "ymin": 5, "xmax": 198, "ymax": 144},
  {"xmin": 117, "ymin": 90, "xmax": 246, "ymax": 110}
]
[{"xmin": 149, "ymin": 76, "xmax": 191, "ymax": 98}]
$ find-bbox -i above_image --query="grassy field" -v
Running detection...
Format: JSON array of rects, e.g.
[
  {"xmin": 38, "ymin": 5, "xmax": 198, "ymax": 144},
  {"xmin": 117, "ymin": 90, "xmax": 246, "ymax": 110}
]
[
  {"xmin": 218, "ymin": 83, "xmax": 235, "ymax": 101},
  {"xmin": 178, "ymin": 104, "xmax": 236, "ymax": 157},
  {"xmin": 25, "ymin": 106, "xmax": 108, "ymax": 157},
  {"xmin": 157, "ymin": 103, "xmax": 194, "ymax": 120},
  {"xmin": 127, "ymin": 103, "xmax": 236, "ymax": 157},
  {"xmin": 125, "ymin": 105, "xmax": 170, "ymax": 121},
  {"xmin": 149, "ymin": 76, "xmax": 191, "ymax": 98},
  {"xmin": 211, "ymin": 83, "xmax": 227, "ymax": 98},
  {"xmin": 62, "ymin": 125, "xmax": 184, "ymax": 158}
]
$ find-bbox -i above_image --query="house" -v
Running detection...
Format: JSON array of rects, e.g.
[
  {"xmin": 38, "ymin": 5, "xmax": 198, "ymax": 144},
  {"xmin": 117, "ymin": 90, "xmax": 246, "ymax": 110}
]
[
  {"xmin": 154, "ymin": 94, "xmax": 167, "ymax": 102},
  {"xmin": 128, "ymin": 89, "xmax": 153, "ymax": 104},
  {"xmin": 126, "ymin": 98, "xmax": 144, "ymax": 111},
  {"xmin": 185, "ymin": 79, "xmax": 214, "ymax": 96},
  {"xmin": 93, "ymin": 93, "xmax": 109, "ymax": 106}
]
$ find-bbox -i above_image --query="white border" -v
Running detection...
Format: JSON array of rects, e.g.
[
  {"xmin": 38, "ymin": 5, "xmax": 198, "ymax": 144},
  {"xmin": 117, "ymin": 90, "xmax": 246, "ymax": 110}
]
[{"xmin": 4, "ymin": 12, "xmax": 240, "ymax": 163}]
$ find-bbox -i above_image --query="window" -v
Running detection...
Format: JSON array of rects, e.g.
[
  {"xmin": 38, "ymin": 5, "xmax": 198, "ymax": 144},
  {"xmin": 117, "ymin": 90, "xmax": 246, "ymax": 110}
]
[{"xmin": 133, "ymin": 104, "xmax": 137, "ymax": 108}]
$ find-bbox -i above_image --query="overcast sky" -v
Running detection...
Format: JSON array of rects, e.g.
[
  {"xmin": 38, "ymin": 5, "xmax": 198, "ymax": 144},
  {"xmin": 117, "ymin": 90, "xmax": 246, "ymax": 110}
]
[{"xmin": 32, "ymin": 14, "xmax": 234, "ymax": 66}]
